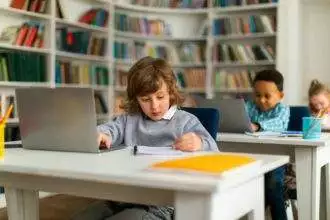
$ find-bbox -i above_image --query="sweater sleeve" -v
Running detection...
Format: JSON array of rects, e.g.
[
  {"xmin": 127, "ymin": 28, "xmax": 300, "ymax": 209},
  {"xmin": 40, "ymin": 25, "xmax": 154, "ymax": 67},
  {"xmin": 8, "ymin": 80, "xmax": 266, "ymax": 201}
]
[
  {"xmin": 183, "ymin": 116, "xmax": 219, "ymax": 152},
  {"xmin": 97, "ymin": 114, "xmax": 127, "ymax": 146}
]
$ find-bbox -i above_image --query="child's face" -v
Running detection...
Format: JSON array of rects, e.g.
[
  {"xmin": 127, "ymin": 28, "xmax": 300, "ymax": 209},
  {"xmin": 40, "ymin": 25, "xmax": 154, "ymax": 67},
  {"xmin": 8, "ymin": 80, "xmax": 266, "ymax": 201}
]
[
  {"xmin": 137, "ymin": 81, "xmax": 171, "ymax": 121},
  {"xmin": 309, "ymin": 92, "xmax": 330, "ymax": 113},
  {"xmin": 253, "ymin": 80, "xmax": 284, "ymax": 112}
]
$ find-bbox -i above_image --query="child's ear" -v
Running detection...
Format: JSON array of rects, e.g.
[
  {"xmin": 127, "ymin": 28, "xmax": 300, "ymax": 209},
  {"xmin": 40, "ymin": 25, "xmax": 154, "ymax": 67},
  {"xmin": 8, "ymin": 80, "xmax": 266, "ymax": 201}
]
[{"xmin": 279, "ymin": 91, "xmax": 284, "ymax": 99}]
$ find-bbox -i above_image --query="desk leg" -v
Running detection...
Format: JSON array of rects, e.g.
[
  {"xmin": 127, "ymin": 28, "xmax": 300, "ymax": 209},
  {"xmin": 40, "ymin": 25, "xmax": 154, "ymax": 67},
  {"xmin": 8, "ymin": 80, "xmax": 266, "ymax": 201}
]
[
  {"xmin": 295, "ymin": 147, "xmax": 320, "ymax": 220},
  {"xmin": 175, "ymin": 176, "xmax": 264, "ymax": 220},
  {"xmin": 5, "ymin": 187, "xmax": 39, "ymax": 220},
  {"xmin": 325, "ymin": 163, "xmax": 330, "ymax": 220}
]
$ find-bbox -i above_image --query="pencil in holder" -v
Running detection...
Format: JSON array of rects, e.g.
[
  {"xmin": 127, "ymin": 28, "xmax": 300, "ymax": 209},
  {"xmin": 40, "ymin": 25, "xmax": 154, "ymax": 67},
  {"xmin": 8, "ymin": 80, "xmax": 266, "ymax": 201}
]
[
  {"xmin": 302, "ymin": 117, "xmax": 322, "ymax": 139},
  {"xmin": 0, "ymin": 123, "xmax": 5, "ymax": 159}
]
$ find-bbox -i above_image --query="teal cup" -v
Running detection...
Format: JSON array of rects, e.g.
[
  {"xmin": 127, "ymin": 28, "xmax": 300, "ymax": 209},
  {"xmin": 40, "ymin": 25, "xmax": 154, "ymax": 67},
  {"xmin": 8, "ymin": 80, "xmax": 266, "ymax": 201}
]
[{"xmin": 302, "ymin": 117, "xmax": 322, "ymax": 139}]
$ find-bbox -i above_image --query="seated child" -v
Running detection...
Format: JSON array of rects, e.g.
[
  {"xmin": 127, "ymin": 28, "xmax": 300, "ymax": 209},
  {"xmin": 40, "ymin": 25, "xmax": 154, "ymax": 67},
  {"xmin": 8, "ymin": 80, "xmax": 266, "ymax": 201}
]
[
  {"xmin": 308, "ymin": 79, "xmax": 330, "ymax": 129},
  {"xmin": 87, "ymin": 56, "xmax": 217, "ymax": 220},
  {"xmin": 245, "ymin": 69, "xmax": 290, "ymax": 220}
]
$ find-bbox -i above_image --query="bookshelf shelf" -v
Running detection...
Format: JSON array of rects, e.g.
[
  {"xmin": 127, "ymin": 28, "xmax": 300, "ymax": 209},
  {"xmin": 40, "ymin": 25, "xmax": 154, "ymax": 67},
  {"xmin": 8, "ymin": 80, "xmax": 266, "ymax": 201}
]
[
  {"xmin": 114, "ymin": 59, "xmax": 205, "ymax": 68},
  {"xmin": 172, "ymin": 63, "xmax": 206, "ymax": 68},
  {"xmin": 179, "ymin": 88, "xmax": 206, "ymax": 93},
  {"xmin": 212, "ymin": 3, "xmax": 277, "ymax": 13},
  {"xmin": 56, "ymin": 18, "xmax": 109, "ymax": 33},
  {"xmin": 0, "ymin": 81, "xmax": 50, "ymax": 88},
  {"xmin": 0, "ymin": 43, "xmax": 51, "ymax": 54},
  {"xmin": 213, "ymin": 61, "xmax": 276, "ymax": 68},
  {"xmin": 214, "ymin": 88, "xmax": 253, "ymax": 93},
  {"xmin": 115, "ymin": 86, "xmax": 206, "ymax": 94},
  {"xmin": 115, "ymin": 31, "xmax": 206, "ymax": 41},
  {"xmin": 213, "ymin": 33, "xmax": 276, "ymax": 41},
  {"xmin": 55, "ymin": 84, "xmax": 109, "ymax": 91},
  {"xmin": 114, "ymin": 3, "xmax": 209, "ymax": 14},
  {"xmin": 114, "ymin": 86, "xmax": 126, "ymax": 92},
  {"xmin": 56, "ymin": 51, "xmax": 109, "ymax": 63},
  {"xmin": 0, "ymin": 7, "xmax": 51, "ymax": 20}
]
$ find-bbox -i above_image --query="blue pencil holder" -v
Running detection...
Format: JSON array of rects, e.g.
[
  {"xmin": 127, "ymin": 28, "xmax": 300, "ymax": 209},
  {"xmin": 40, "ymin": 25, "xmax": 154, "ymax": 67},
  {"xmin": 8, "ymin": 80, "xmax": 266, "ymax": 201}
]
[{"xmin": 302, "ymin": 117, "xmax": 322, "ymax": 139}]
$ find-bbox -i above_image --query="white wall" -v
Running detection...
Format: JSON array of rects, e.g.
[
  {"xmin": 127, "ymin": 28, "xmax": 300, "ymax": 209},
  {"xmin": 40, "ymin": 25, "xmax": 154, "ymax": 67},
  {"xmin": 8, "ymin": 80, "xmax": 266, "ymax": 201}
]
[
  {"xmin": 279, "ymin": 0, "xmax": 330, "ymax": 105},
  {"xmin": 301, "ymin": 0, "xmax": 330, "ymax": 104}
]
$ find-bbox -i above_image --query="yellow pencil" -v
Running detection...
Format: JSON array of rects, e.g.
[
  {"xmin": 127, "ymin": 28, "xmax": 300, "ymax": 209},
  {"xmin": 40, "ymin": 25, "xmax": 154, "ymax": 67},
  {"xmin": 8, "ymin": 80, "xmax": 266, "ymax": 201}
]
[{"xmin": 0, "ymin": 104, "xmax": 13, "ymax": 124}]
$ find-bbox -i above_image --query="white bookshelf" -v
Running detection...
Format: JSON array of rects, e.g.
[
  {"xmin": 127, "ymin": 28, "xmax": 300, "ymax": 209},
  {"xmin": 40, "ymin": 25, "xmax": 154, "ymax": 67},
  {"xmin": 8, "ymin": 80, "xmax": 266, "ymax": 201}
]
[
  {"xmin": 0, "ymin": 6, "xmax": 51, "ymax": 20},
  {"xmin": 112, "ymin": 0, "xmax": 278, "ymax": 99},
  {"xmin": 55, "ymin": 18, "xmax": 109, "ymax": 33},
  {"xmin": 0, "ymin": 0, "xmax": 113, "ymax": 128}
]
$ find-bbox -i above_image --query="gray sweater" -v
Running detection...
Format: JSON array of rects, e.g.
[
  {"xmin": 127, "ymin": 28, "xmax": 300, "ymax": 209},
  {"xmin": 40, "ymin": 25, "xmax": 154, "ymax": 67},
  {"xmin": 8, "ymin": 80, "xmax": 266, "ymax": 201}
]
[{"xmin": 97, "ymin": 109, "xmax": 218, "ymax": 151}]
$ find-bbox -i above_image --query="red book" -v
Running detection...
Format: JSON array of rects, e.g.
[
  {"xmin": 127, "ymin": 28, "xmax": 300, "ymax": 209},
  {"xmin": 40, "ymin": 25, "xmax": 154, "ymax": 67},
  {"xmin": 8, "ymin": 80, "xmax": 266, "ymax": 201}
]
[
  {"xmin": 10, "ymin": 0, "xmax": 27, "ymax": 9},
  {"xmin": 15, "ymin": 23, "xmax": 29, "ymax": 46},
  {"xmin": 78, "ymin": 9, "xmax": 97, "ymax": 24},
  {"xmin": 28, "ymin": 0, "xmax": 39, "ymax": 12},
  {"xmin": 23, "ymin": 25, "xmax": 38, "ymax": 47}
]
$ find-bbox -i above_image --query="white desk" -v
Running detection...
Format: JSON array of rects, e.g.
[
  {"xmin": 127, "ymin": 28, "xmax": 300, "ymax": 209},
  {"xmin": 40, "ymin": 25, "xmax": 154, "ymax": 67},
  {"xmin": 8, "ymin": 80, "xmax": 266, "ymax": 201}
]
[
  {"xmin": 0, "ymin": 148, "xmax": 288, "ymax": 220},
  {"xmin": 218, "ymin": 133, "xmax": 330, "ymax": 220}
]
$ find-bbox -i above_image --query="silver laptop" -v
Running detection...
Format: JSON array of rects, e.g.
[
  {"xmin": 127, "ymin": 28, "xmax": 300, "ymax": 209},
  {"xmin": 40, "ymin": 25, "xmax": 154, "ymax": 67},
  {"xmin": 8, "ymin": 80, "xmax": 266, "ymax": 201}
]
[
  {"xmin": 16, "ymin": 88, "xmax": 107, "ymax": 153},
  {"xmin": 196, "ymin": 98, "xmax": 253, "ymax": 133}
]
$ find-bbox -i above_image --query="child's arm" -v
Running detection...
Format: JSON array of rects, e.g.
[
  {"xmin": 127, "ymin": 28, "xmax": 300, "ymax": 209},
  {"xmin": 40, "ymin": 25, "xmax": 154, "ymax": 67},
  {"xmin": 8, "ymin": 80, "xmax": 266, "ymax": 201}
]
[
  {"xmin": 97, "ymin": 114, "xmax": 127, "ymax": 147},
  {"xmin": 174, "ymin": 116, "xmax": 218, "ymax": 152},
  {"xmin": 258, "ymin": 105, "xmax": 290, "ymax": 132}
]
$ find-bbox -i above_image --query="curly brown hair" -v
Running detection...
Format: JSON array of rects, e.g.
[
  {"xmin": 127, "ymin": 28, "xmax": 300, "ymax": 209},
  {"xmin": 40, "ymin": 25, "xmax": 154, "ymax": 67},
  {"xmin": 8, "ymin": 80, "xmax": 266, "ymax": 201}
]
[
  {"xmin": 123, "ymin": 56, "xmax": 184, "ymax": 114},
  {"xmin": 308, "ymin": 79, "xmax": 330, "ymax": 113}
]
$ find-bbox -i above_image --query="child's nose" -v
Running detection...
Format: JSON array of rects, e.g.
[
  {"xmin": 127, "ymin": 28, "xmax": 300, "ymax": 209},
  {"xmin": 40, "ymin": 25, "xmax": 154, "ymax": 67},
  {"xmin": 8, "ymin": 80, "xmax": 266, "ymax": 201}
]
[{"xmin": 151, "ymin": 99, "xmax": 159, "ymax": 109}]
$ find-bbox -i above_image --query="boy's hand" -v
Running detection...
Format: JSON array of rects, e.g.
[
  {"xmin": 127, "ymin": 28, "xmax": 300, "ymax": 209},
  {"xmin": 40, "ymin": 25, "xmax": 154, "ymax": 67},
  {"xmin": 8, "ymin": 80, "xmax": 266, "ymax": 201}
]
[
  {"xmin": 251, "ymin": 123, "xmax": 260, "ymax": 132},
  {"xmin": 97, "ymin": 133, "xmax": 111, "ymax": 149},
  {"xmin": 173, "ymin": 132, "xmax": 202, "ymax": 152}
]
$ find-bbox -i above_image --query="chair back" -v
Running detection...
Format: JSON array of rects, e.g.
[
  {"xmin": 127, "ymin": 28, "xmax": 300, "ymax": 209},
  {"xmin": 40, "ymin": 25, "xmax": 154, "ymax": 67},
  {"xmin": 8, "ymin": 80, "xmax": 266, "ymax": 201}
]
[
  {"xmin": 288, "ymin": 106, "xmax": 311, "ymax": 131},
  {"xmin": 181, "ymin": 107, "xmax": 220, "ymax": 140}
]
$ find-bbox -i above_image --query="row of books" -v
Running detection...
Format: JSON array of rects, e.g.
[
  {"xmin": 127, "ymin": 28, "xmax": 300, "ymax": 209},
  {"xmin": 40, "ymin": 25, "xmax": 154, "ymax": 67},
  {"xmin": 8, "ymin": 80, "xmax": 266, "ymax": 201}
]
[
  {"xmin": 176, "ymin": 69, "xmax": 206, "ymax": 89},
  {"xmin": 114, "ymin": 41, "xmax": 205, "ymax": 64},
  {"xmin": 130, "ymin": 0, "xmax": 276, "ymax": 8},
  {"xmin": 212, "ymin": 43, "xmax": 275, "ymax": 62},
  {"xmin": 10, "ymin": 0, "xmax": 48, "ymax": 13},
  {"xmin": 213, "ymin": 15, "xmax": 276, "ymax": 36},
  {"xmin": 56, "ymin": 28, "xmax": 107, "ymax": 56},
  {"xmin": 78, "ymin": 8, "xmax": 109, "ymax": 28},
  {"xmin": 55, "ymin": 61, "xmax": 109, "ymax": 86},
  {"xmin": 116, "ymin": 67, "xmax": 205, "ymax": 89},
  {"xmin": 0, "ymin": 52, "xmax": 46, "ymax": 82},
  {"xmin": 214, "ymin": 70, "xmax": 257, "ymax": 89},
  {"xmin": 213, "ymin": 0, "xmax": 277, "ymax": 7},
  {"xmin": 130, "ymin": 0, "xmax": 208, "ymax": 8},
  {"xmin": 0, "ymin": 22, "xmax": 45, "ymax": 48},
  {"xmin": 115, "ymin": 13, "xmax": 172, "ymax": 36}
]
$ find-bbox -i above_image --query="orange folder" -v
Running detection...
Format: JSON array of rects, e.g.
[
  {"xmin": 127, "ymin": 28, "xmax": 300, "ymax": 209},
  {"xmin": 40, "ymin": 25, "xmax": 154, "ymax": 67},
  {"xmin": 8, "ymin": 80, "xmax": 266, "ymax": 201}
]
[{"xmin": 151, "ymin": 154, "xmax": 256, "ymax": 175}]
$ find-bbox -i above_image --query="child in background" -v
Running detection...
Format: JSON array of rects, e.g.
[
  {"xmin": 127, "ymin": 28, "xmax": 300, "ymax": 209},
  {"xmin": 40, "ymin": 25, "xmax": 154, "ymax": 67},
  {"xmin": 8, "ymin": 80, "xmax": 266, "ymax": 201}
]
[
  {"xmin": 308, "ymin": 79, "xmax": 330, "ymax": 129},
  {"xmin": 245, "ymin": 69, "xmax": 290, "ymax": 220},
  {"xmin": 75, "ymin": 56, "xmax": 218, "ymax": 220}
]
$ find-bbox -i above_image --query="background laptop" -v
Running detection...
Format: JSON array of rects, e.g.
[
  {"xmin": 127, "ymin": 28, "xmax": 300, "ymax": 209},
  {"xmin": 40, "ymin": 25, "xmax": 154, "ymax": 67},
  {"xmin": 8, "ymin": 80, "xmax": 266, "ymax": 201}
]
[
  {"xmin": 196, "ymin": 98, "xmax": 253, "ymax": 133},
  {"xmin": 16, "ymin": 88, "xmax": 105, "ymax": 153}
]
